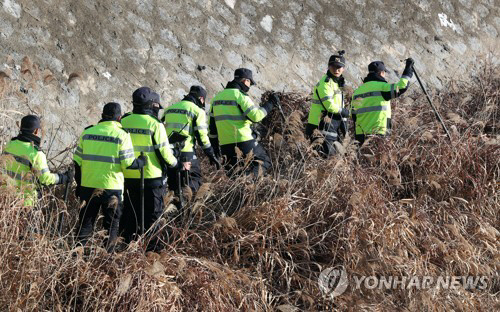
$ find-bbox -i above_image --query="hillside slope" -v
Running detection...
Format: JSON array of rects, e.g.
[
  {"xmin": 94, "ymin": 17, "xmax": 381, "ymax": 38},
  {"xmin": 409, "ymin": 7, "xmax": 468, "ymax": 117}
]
[
  {"xmin": 0, "ymin": 63, "xmax": 498, "ymax": 311},
  {"xmin": 1, "ymin": 0, "xmax": 499, "ymax": 157}
]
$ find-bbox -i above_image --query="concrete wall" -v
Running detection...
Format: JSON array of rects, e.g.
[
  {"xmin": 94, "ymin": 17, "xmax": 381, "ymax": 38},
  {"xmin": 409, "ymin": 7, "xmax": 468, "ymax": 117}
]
[{"xmin": 0, "ymin": 0, "xmax": 498, "ymax": 159}]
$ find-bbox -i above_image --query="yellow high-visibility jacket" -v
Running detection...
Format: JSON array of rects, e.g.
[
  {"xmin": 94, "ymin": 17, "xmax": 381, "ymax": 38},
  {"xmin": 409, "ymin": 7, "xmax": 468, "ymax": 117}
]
[
  {"xmin": 351, "ymin": 74, "xmax": 410, "ymax": 136},
  {"xmin": 121, "ymin": 113, "xmax": 178, "ymax": 180},
  {"xmin": 3, "ymin": 136, "xmax": 58, "ymax": 206},
  {"xmin": 162, "ymin": 97, "xmax": 211, "ymax": 158},
  {"xmin": 209, "ymin": 83, "xmax": 269, "ymax": 145},
  {"xmin": 73, "ymin": 121, "xmax": 135, "ymax": 191}
]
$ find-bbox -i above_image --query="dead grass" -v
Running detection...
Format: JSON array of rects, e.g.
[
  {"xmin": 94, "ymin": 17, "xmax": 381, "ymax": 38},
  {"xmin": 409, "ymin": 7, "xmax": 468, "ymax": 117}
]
[{"xmin": 0, "ymin": 63, "xmax": 498, "ymax": 311}]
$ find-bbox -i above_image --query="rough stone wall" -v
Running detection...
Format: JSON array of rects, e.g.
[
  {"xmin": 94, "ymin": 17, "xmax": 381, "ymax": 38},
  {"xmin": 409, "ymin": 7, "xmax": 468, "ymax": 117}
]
[{"xmin": 0, "ymin": 0, "xmax": 498, "ymax": 160}]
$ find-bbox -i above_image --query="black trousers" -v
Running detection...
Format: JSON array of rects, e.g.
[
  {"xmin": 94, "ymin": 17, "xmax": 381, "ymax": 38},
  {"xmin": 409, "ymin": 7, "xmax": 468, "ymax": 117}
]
[
  {"xmin": 306, "ymin": 119, "xmax": 347, "ymax": 158},
  {"xmin": 166, "ymin": 158, "xmax": 203, "ymax": 193},
  {"xmin": 355, "ymin": 133, "xmax": 390, "ymax": 146},
  {"xmin": 220, "ymin": 139, "xmax": 271, "ymax": 176},
  {"xmin": 76, "ymin": 187, "xmax": 123, "ymax": 248},
  {"xmin": 120, "ymin": 180, "xmax": 165, "ymax": 245},
  {"xmin": 306, "ymin": 124, "xmax": 340, "ymax": 158},
  {"xmin": 353, "ymin": 118, "xmax": 391, "ymax": 146}
]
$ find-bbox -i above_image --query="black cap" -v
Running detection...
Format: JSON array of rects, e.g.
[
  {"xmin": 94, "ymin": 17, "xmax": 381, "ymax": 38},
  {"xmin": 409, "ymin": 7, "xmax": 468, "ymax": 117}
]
[
  {"xmin": 328, "ymin": 50, "xmax": 346, "ymax": 67},
  {"xmin": 20, "ymin": 115, "xmax": 41, "ymax": 132},
  {"xmin": 189, "ymin": 85, "xmax": 207, "ymax": 99},
  {"xmin": 234, "ymin": 68, "xmax": 255, "ymax": 85},
  {"xmin": 132, "ymin": 86, "xmax": 162, "ymax": 108},
  {"xmin": 102, "ymin": 102, "xmax": 122, "ymax": 121},
  {"xmin": 328, "ymin": 55, "xmax": 345, "ymax": 67},
  {"xmin": 368, "ymin": 61, "xmax": 389, "ymax": 73}
]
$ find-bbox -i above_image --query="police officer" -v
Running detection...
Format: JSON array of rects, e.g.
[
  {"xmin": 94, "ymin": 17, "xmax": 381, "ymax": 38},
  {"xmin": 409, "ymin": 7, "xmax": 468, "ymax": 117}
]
[
  {"xmin": 73, "ymin": 103, "xmax": 146, "ymax": 251},
  {"xmin": 2, "ymin": 115, "xmax": 69, "ymax": 206},
  {"xmin": 209, "ymin": 68, "xmax": 277, "ymax": 176},
  {"xmin": 120, "ymin": 87, "xmax": 188, "ymax": 247},
  {"xmin": 162, "ymin": 85, "xmax": 219, "ymax": 193},
  {"xmin": 306, "ymin": 51, "xmax": 349, "ymax": 156},
  {"xmin": 351, "ymin": 58, "xmax": 414, "ymax": 145}
]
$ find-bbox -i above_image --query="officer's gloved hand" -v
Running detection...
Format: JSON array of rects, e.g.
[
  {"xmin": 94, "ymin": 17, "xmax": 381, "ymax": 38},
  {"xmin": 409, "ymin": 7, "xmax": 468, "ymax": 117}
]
[
  {"xmin": 57, "ymin": 172, "xmax": 70, "ymax": 185},
  {"xmin": 210, "ymin": 138, "xmax": 221, "ymax": 158},
  {"xmin": 67, "ymin": 168, "xmax": 74, "ymax": 181},
  {"xmin": 137, "ymin": 154, "xmax": 148, "ymax": 168},
  {"xmin": 261, "ymin": 93, "xmax": 278, "ymax": 114},
  {"xmin": 172, "ymin": 145, "xmax": 182, "ymax": 159},
  {"xmin": 403, "ymin": 58, "xmax": 415, "ymax": 78},
  {"xmin": 340, "ymin": 107, "xmax": 350, "ymax": 118},
  {"xmin": 405, "ymin": 58, "xmax": 415, "ymax": 69},
  {"xmin": 337, "ymin": 76, "xmax": 345, "ymax": 88},
  {"xmin": 172, "ymin": 157, "xmax": 190, "ymax": 171},
  {"xmin": 262, "ymin": 100, "xmax": 274, "ymax": 114},
  {"xmin": 208, "ymin": 154, "xmax": 221, "ymax": 170},
  {"xmin": 270, "ymin": 92, "xmax": 280, "ymax": 106}
]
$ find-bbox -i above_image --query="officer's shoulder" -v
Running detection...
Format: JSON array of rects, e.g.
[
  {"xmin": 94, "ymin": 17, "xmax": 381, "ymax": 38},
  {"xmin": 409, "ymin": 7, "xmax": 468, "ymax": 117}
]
[
  {"xmin": 233, "ymin": 89, "xmax": 249, "ymax": 101},
  {"xmin": 186, "ymin": 100, "xmax": 201, "ymax": 110},
  {"xmin": 116, "ymin": 126, "xmax": 131, "ymax": 137},
  {"xmin": 122, "ymin": 112, "xmax": 132, "ymax": 119},
  {"xmin": 315, "ymin": 74, "xmax": 327, "ymax": 85},
  {"xmin": 238, "ymin": 89, "xmax": 249, "ymax": 97},
  {"xmin": 191, "ymin": 104, "xmax": 204, "ymax": 115},
  {"xmin": 150, "ymin": 115, "xmax": 161, "ymax": 123},
  {"xmin": 33, "ymin": 146, "xmax": 46, "ymax": 157}
]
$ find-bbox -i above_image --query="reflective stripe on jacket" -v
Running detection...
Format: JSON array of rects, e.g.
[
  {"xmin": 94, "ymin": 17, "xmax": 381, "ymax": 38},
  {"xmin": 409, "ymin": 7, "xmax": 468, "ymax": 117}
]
[
  {"xmin": 162, "ymin": 99, "xmax": 211, "ymax": 154},
  {"xmin": 121, "ymin": 113, "xmax": 177, "ymax": 179},
  {"xmin": 73, "ymin": 121, "xmax": 135, "ymax": 190},
  {"xmin": 351, "ymin": 75, "xmax": 410, "ymax": 135},
  {"xmin": 210, "ymin": 88, "xmax": 267, "ymax": 145},
  {"xmin": 3, "ymin": 139, "xmax": 58, "ymax": 206},
  {"xmin": 307, "ymin": 74, "xmax": 343, "ymax": 126}
]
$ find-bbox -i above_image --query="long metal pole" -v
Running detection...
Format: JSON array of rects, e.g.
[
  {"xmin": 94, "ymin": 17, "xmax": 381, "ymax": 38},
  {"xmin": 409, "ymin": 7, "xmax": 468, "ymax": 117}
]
[
  {"xmin": 177, "ymin": 169, "xmax": 184, "ymax": 210},
  {"xmin": 412, "ymin": 66, "xmax": 452, "ymax": 141},
  {"xmin": 140, "ymin": 151, "xmax": 145, "ymax": 235},
  {"xmin": 58, "ymin": 168, "xmax": 72, "ymax": 235}
]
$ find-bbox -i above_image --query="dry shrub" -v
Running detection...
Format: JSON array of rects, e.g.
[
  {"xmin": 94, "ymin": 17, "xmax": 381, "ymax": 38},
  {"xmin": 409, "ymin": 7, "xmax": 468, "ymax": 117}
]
[{"xmin": 0, "ymin": 64, "xmax": 498, "ymax": 311}]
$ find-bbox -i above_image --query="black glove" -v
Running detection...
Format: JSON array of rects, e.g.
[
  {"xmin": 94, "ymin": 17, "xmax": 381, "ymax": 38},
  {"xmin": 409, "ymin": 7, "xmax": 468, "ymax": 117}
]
[
  {"xmin": 137, "ymin": 154, "xmax": 147, "ymax": 168},
  {"xmin": 262, "ymin": 100, "xmax": 274, "ymax": 114},
  {"xmin": 171, "ymin": 143, "xmax": 182, "ymax": 159},
  {"xmin": 340, "ymin": 107, "xmax": 349, "ymax": 118},
  {"xmin": 58, "ymin": 172, "xmax": 69, "ymax": 185},
  {"xmin": 209, "ymin": 138, "xmax": 221, "ymax": 158},
  {"xmin": 171, "ymin": 157, "xmax": 184, "ymax": 171},
  {"xmin": 173, "ymin": 152, "xmax": 191, "ymax": 170},
  {"xmin": 405, "ymin": 58, "xmax": 414, "ymax": 68},
  {"xmin": 270, "ymin": 92, "xmax": 280, "ymax": 105},
  {"xmin": 403, "ymin": 58, "xmax": 414, "ymax": 78},
  {"xmin": 337, "ymin": 76, "xmax": 345, "ymax": 88},
  {"xmin": 208, "ymin": 154, "xmax": 221, "ymax": 170},
  {"xmin": 126, "ymin": 154, "xmax": 148, "ymax": 170}
]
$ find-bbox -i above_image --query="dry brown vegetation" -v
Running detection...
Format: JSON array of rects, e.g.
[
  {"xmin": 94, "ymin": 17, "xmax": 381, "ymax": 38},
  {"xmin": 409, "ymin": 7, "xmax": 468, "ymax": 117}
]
[{"xmin": 0, "ymin": 63, "xmax": 499, "ymax": 311}]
